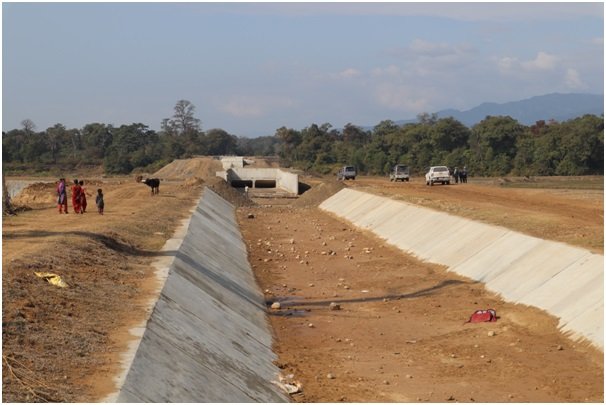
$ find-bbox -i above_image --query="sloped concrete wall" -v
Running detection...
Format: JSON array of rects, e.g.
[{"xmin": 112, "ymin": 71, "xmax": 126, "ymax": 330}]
[
  {"xmin": 320, "ymin": 188, "xmax": 604, "ymax": 349},
  {"xmin": 117, "ymin": 188, "xmax": 288, "ymax": 402}
]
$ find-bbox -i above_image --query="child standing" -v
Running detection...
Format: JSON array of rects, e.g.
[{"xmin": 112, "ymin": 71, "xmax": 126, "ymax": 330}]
[{"xmin": 96, "ymin": 188, "xmax": 104, "ymax": 215}]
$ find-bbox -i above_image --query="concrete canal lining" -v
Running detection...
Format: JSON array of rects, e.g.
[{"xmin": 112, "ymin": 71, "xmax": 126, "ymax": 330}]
[
  {"xmin": 115, "ymin": 188, "xmax": 288, "ymax": 402},
  {"xmin": 320, "ymin": 188, "xmax": 604, "ymax": 350}
]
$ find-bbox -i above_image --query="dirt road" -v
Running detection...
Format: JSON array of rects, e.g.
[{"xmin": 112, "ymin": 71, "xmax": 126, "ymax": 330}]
[{"xmin": 2, "ymin": 168, "xmax": 603, "ymax": 402}]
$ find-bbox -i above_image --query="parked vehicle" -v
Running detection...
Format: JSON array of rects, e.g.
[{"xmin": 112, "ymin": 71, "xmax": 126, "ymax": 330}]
[
  {"xmin": 337, "ymin": 166, "xmax": 357, "ymax": 180},
  {"xmin": 425, "ymin": 166, "xmax": 450, "ymax": 186},
  {"xmin": 389, "ymin": 164, "xmax": 410, "ymax": 182}
]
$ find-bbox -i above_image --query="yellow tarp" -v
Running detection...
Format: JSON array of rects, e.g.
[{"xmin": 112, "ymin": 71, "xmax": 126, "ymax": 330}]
[{"xmin": 34, "ymin": 272, "xmax": 68, "ymax": 288}]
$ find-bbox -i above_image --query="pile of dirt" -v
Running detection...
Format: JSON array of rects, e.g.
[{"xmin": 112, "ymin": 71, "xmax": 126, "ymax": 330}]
[
  {"xmin": 243, "ymin": 157, "xmax": 280, "ymax": 168},
  {"xmin": 292, "ymin": 180, "xmax": 345, "ymax": 208},
  {"xmin": 205, "ymin": 177, "xmax": 255, "ymax": 207},
  {"xmin": 11, "ymin": 182, "xmax": 55, "ymax": 205},
  {"xmin": 180, "ymin": 177, "xmax": 206, "ymax": 189},
  {"xmin": 13, "ymin": 181, "xmax": 106, "ymax": 207},
  {"xmin": 153, "ymin": 157, "xmax": 223, "ymax": 180}
]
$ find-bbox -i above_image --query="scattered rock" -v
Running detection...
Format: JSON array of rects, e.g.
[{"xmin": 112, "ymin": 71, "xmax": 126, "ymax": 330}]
[
  {"xmin": 487, "ymin": 330, "xmax": 496, "ymax": 337},
  {"xmin": 557, "ymin": 345, "xmax": 564, "ymax": 351},
  {"xmin": 327, "ymin": 373, "xmax": 335, "ymax": 379},
  {"xmin": 329, "ymin": 302, "xmax": 341, "ymax": 311},
  {"xmin": 271, "ymin": 302, "xmax": 281, "ymax": 310},
  {"xmin": 247, "ymin": 213, "xmax": 255, "ymax": 219}
]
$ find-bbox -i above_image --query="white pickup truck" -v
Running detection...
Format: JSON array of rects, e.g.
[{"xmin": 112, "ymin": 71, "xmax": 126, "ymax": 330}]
[{"xmin": 425, "ymin": 166, "xmax": 450, "ymax": 186}]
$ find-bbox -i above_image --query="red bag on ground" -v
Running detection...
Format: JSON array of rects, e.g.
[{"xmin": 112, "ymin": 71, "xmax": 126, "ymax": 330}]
[{"xmin": 466, "ymin": 309, "xmax": 497, "ymax": 323}]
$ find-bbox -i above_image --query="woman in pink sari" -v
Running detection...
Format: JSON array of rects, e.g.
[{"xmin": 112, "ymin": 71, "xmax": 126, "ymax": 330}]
[{"xmin": 57, "ymin": 178, "xmax": 68, "ymax": 213}]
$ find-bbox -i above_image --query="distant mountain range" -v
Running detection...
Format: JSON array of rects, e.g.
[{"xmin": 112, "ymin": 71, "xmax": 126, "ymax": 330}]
[{"xmin": 388, "ymin": 93, "xmax": 604, "ymax": 128}]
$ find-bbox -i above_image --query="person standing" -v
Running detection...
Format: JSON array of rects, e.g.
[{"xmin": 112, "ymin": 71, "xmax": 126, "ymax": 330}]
[
  {"xmin": 79, "ymin": 180, "xmax": 88, "ymax": 214},
  {"xmin": 453, "ymin": 167, "xmax": 459, "ymax": 184},
  {"xmin": 96, "ymin": 188, "xmax": 104, "ymax": 215},
  {"xmin": 71, "ymin": 179, "xmax": 82, "ymax": 214},
  {"xmin": 57, "ymin": 178, "xmax": 68, "ymax": 213}
]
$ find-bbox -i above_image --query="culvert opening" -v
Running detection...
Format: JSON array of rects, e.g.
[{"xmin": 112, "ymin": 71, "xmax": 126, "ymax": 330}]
[
  {"xmin": 255, "ymin": 180, "xmax": 276, "ymax": 189},
  {"xmin": 231, "ymin": 180, "xmax": 253, "ymax": 188}
]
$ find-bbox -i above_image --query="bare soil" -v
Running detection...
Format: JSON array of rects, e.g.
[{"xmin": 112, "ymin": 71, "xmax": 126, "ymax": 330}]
[
  {"xmin": 2, "ymin": 163, "xmax": 603, "ymax": 403},
  {"xmin": 2, "ymin": 177, "xmax": 204, "ymax": 402}
]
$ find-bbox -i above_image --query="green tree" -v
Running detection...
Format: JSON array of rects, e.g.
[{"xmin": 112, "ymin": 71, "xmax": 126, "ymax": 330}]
[
  {"xmin": 162, "ymin": 100, "xmax": 202, "ymax": 136},
  {"xmin": 204, "ymin": 129, "xmax": 238, "ymax": 155},
  {"xmin": 470, "ymin": 116, "xmax": 525, "ymax": 175},
  {"xmin": 81, "ymin": 123, "xmax": 113, "ymax": 161},
  {"xmin": 45, "ymin": 124, "xmax": 67, "ymax": 164}
]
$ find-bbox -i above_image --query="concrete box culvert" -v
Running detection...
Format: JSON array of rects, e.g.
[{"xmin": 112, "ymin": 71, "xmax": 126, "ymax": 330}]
[
  {"xmin": 116, "ymin": 188, "xmax": 288, "ymax": 402},
  {"xmin": 320, "ymin": 188, "xmax": 604, "ymax": 350}
]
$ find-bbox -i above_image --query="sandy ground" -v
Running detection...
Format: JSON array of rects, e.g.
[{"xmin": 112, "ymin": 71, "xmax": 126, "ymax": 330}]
[{"xmin": 2, "ymin": 161, "xmax": 603, "ymax": 402}]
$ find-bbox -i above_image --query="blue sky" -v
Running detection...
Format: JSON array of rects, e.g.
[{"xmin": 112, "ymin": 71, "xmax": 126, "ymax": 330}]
[{"xmin": 2, "ymin": 2, "xmax": 604, "ymax": 137}]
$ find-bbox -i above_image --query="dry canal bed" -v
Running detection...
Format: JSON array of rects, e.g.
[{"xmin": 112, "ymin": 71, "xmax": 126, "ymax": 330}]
[{"xmin": 237, "ymin": 201, "xmax": 603, "ymax": 402}]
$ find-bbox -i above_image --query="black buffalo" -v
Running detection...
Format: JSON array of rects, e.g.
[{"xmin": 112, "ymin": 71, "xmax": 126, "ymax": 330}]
[{"xmin": 142, "ymin": 178, "xmax": 160, "ymax": 195}]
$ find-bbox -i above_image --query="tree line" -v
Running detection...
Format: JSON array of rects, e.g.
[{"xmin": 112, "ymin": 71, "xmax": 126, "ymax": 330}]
[{"xmin": 3, "ymin": 100, "xmax": 603, "ymax": 177}]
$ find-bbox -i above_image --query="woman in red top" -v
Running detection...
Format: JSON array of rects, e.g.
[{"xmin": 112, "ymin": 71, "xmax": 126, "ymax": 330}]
[
  {"xmin": 71, "ymin": 179, "xmax": 82, "ymax": 214},
  {"xmin": 79, "ymin": 180, "xmax": 87, "ymax": 213}
]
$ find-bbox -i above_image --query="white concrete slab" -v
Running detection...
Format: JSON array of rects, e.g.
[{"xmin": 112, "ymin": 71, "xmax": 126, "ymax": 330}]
[{"xmin": 320, "ymin": 189, "xmax": 604, "ymax": 349}]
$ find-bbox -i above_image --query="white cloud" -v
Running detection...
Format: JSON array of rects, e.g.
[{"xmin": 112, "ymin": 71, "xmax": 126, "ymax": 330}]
[
  {"xmin": 498, "ymin": 51, "xmax": 558, "ymax": 74},
  {"xmin": 371, "ymin": 65, "xmax": 403, "ymax": 78},
  {"xmin": 409, "ymin": 39, "xmax": 457, "ymax": 57},
  {"xmin": 372, "ymin": 83, "xmax": 432, "ymax": 112},
  {"xmin": 521, "ymin": 51, "xmax": 558, "ymax": 71},
  {"xmin": 333, "ymin": 68, "xmax": 361, "ymax": 80},
  {"xmin": 564, "ymin": 68, "xmax": 586, "ymax": 89}
]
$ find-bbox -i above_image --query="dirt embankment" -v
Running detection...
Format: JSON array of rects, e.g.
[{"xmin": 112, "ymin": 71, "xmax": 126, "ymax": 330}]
[
  {"xmin": 347, "ymin": 176, "xmax": 604, "ymax": 253},
  {"xmin": 2, "ymin": 177, "xmax": 204, "ymax": 402}
]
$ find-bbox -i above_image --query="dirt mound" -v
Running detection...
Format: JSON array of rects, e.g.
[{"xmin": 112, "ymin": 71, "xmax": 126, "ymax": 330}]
[
  {"xmin": 243, "ymin": 157, "xmax": 280, "ymax": 168},
  {"xmin": 205, "ymin": 178, "xmax": 255, "ymax": 207},
  {"xmin": 181, "ymin": 177, "xmax": 205, "ymax": 187},
  {"xmin": 12, "ymin": 182, "xmax": 57, "ymax": 206},
  {"xmin": 13, "ymin": 181, "xmax": 105, "ymax": 207},
  {"xmin": 153, "ymin": 157, "xmax": 223, "ymax": 180},
  {"xmin": 292, "ymin": 180, "xmax": 345, "ymax": 208}
]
